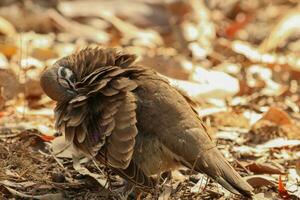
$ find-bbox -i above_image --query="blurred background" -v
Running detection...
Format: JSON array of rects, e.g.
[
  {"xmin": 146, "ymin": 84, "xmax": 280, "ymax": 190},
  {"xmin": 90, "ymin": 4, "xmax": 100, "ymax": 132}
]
[{"xmin": 0, "ymin": 0, "xmax": 300, "ymax": 199}]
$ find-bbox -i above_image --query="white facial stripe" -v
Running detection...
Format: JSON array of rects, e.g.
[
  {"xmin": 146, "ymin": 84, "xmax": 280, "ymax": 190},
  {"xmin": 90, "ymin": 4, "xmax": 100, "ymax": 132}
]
[
  {"xmin": 64, "ymin": 68, "xmax": 74, "ymax": 80},
  {"xmin": 57, "ymin": 66, "xmax": 76, "ymax": 90}
]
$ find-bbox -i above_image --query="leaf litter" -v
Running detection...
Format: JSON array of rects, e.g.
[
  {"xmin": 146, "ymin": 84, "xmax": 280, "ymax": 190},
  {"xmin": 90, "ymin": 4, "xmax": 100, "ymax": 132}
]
[{"xmin": 1, "ymin": 0, "xmax": 300, "ymax": 199}]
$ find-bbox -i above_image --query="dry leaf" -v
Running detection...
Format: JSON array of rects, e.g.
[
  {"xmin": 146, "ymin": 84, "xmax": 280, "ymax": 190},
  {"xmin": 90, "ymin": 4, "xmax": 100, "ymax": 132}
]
[
  {"xmin": 260, "ymin": 9, "xmax": 300, "ymax": 52},
  {"xmin": 31, "ymin": 48, "xmax": 58, "ymax": 61},
  {"xmin": 258, "ymin": 138, "xmax": 300, "ymax": 149},
  {"xmin": 3, "ymin": 186, "xmax": 64, "ymax": 200},
  {"xmin": 261, "ymin": 107, "xmax": 292, "ymax": 125},
  {"xmin": 167, "ymin": 67, "xmax": 239, "ymax": 99},
  {"xmin": 98, "ymin": 11, "xmax": 163, "ymax": 47},
  {"xmin": 0, "ymin": 16, "xmax": 16, "ymax": 36},
  {"xmin": 0, "ymin": 68, "xmax": 21, "ymax": 108},
  {"xmin": 253, "ymin": 192, "xmax": 278, "ymax": 200},
  {"xmin": 51, "ymin": 136, "xmax": 77, "ymax": 159},
  {"xmin": 175, "ymin": 0, "xmax": 215, "ymax": 58},
  {"xmin": 232, "ymin": 40, "xmax": 300, "ymax": 74},
  {"xmin": 47, "ymin": 9, "xmax": 110, "ymax": 44},
  {"xmin": 0, "ymin": 180, "xmax": 36, "ymax": 188},
  {"xmin": 281, "ymin": 123, "xmax": 300, "ymax": 140},
  {"xmin": 251, "ymin": 107, "xmax": 295, "ymax": 142},
  {"xmin": 245, "ymin": 175, "xmax": 276, "ymax": 188},
  {"xmin": 215, "ymin": 131, "xmax": 240, "ymax": 141},
  {"xmin": 245, "ymin": 162, "xmax": 285, "ymax": 175},
  {"xmin": 295, "ymin": 159, "xmax": 300, "ymax": 176},
  {"xmin": 190, "ymin": 175, "xmax": 209, "ymax": 193},
  {"xmin": 0, "ymin": 43, "xmax": 17, "ymax": 58},
  {"xmin": 72, "ymin": 155, "xmax": 108, "ymax": 188},
  {"xmin": 212, "ymin": 111, "xmax": 250, "ymax": 128},
  {"xmin": 158, "ymin": 184, "xmax": 172, "ymax": 200},
  {"xmin": 137, "ymin": 51, "xmax": 189, "ymax": 80}
]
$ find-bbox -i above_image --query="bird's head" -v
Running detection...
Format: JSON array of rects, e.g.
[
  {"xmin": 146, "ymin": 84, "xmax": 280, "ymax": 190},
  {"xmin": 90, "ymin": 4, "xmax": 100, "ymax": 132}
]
[
  {"xmin": 40, "ymin": 47, "xmax": 137, "ymax": 102},
  {"xmin": 40, "ymin": 61, "xmax": 77, "ymax": 102}
]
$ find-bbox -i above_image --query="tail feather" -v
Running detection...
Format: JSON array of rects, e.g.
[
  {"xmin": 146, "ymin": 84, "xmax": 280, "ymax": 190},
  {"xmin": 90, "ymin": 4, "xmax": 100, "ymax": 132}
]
[{"xmin": 194, "ymin": 148, "xmax": 254, "ymax": 197}]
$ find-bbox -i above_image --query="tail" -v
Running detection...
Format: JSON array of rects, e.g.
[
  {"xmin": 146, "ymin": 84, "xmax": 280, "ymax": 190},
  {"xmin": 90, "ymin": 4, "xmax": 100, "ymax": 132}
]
[{"xmin": 193, "ymin": 147, "xmax": 254, "ymax": 197}]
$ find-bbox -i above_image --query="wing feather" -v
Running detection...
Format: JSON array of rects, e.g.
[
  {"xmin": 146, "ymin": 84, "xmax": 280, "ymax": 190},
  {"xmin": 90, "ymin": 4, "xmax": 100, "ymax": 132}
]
[{"xmin": 52, "ymin": 48, "xmax": 156, "ymax": 191}]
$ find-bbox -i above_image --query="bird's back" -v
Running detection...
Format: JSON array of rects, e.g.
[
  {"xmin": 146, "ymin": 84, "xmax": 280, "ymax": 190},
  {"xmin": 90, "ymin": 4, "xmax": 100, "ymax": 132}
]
[{"xmin": 133, "ymin": 72, "xmax": 215, "ymax": 165}]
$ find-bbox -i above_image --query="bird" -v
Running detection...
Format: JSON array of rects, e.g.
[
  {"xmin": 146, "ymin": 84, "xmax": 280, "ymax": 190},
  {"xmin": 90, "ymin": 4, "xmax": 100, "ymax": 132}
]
[{"xmin": 40, "ymin": 47, "xmax": 254, "ymax": 197}]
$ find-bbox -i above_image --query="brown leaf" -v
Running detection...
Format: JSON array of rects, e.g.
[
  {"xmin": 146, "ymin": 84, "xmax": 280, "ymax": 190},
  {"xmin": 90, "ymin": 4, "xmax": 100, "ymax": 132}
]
[
  {"xmin": 245, "ymin": 175, "xmax": 276, "ymax": 188},
  {"xmin": 31, "ymin": 48, "xmax": 58, "ymax": 61},
  {"xmin": 281, "ymin": 123, "xmax": 300, "ymax": 140},
  {"xmin": 137, "ymin": 53, "xmax": 189, "ymax": 80},
  {"xmin": 24, "ymin": 78, "xmax": 44, "ymax": 99},
  {"xmin": 212, "ymin": 111, "xmax": 250, "ymax": 128},
  {"xmin": 0, "ymin": 68, "xmax": 21, "ymax": 108},
  {"xmin": 0, "ymin": 43, "xmax": 17, "ymax": 58},
  {"xmin": 261, "ymin": 107, "xmax": 292, "ymax": 125},
  {"xmin": 296, "ymin": 159, "xmax": 300, "ymax": 176},
  {"xmin": 245, "ymin": 162, "xmax": 285, "ymax": 175}
]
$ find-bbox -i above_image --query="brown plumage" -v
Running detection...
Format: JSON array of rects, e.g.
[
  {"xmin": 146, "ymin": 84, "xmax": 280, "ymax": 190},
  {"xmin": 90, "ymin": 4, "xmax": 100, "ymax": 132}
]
[{"xmin": 40, "ymin": 48, "xmax": 253, "ymax": 197}]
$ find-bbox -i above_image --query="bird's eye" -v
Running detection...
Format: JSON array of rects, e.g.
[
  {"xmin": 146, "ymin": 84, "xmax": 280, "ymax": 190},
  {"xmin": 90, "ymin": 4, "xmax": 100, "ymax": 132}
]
[
  {"xmin": 58, "ymin": 67, "xmax": 74, "ymax": 79},
  {"xmin": 69, "ymin": 74, "xmax": 76, "ymax": 83},
  {"xmin": 57, "ymin": 66, "xmax": 76, "ymax": 91},
  {"xmin": 58, "ymin": 67, "xmax": 76, "ymax": 82}
]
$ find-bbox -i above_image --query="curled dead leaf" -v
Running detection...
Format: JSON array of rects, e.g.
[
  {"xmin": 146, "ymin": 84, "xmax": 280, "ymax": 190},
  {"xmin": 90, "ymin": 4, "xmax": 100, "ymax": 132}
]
[
  {"xmin": 251, "ymin": 106, "xmax": 300, "ymax": 141},
  {"xmin": 245, "ymin": 175, "xmax": 276, "ymax": 188},
  {"xmin": 261, "ymin": 107, "xmax": 292, "ymax": 125},
  {"xmin": 245, "ymin": 162, "xmax": 285, "ymax": 175}
]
